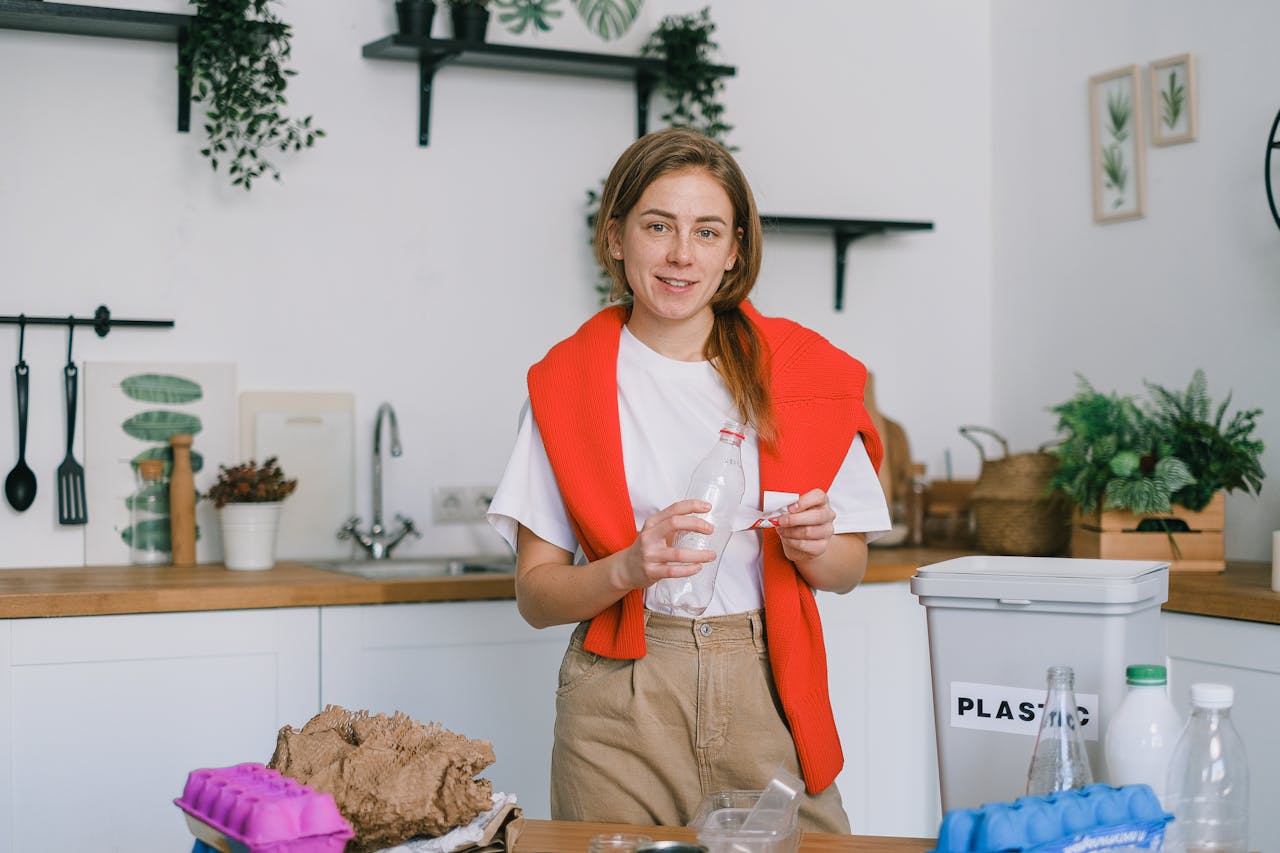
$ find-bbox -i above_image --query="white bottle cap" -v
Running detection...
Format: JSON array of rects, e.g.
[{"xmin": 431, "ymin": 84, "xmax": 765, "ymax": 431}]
[{"xmin": 1190, "ymin": 682, "xmax": 1234, "ymax": 709}]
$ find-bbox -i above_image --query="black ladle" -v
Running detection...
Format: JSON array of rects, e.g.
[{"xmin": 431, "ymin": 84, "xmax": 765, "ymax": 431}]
[{"xmin": 5, "ymin": 360, "xmax": 36, "ymax": 511}]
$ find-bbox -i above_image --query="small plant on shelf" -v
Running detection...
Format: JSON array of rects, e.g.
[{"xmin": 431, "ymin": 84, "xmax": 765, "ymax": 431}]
[
  {"xmin": 640, "ymin": 6, "xmax": 732, "ymax": 144},
  {"xmin": 204, "ymin": 456, "xmax": 298, "ymax": 508},
  {"xmin": 182, "ymin": 0, "xmax": 325, "ymax": 189}
]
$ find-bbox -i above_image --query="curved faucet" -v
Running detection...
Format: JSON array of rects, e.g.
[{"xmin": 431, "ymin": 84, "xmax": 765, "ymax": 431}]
[{"xmin": 338, "ymin": 402, "xmax": 420, "ymax": 559}]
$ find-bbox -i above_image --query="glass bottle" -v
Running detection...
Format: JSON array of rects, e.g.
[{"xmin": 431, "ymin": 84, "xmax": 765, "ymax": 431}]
[
  {"xmin": 1026, "ymin": 664, "xmax": 1094, "ymax": 795},
  {"xmin": 1163, "ymin": 682, "xmax": 1249, "ymax": 853},
  {"xmin": 907, "ymin": 462, "xmax": 927, "ymax": 546},
  {"xmin": 1103, "ymin": 663, "xmax": 1182, "ymax": 805},
  {"xmin": 651, "ymin": 420, "xmax": 747, "ymax": 617},
  {"xmin": 128, "ymin": 459, "xmax": 171, "ymax": 565}
]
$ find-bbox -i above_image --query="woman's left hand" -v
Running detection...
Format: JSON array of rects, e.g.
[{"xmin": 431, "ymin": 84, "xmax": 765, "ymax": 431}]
[{"xmin": 773, "ymin": 488, "xmax": 836, "ymax": 563}]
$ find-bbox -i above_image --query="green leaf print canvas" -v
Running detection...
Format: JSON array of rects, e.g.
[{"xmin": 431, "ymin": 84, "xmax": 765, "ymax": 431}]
[
  {"xmin": 83, "ymin": 362, "xmax": 236, "ymax": 566},
  {"xmin": 1089, "ymin": 65, "xmax": 1145, "ymax": 223}
]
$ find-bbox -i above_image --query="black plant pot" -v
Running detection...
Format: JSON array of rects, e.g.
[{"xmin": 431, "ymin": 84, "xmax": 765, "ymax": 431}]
[
  {"xmin": 396, "ymin": 0, "xmax": 436, "ymax": 37},
  {"xmin": 450, "ymin": 4, "xmax": 490, "ymax": 42}
]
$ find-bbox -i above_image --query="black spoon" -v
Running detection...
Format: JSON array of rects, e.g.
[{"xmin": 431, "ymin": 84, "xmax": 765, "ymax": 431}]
[{"xmin": 5, "ymin": 361, "xmax": 36, "ymax": 512}]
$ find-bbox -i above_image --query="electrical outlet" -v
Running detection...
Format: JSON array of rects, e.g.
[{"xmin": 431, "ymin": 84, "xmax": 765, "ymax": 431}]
[{"xmin": 432, "ymin": 486, "xmax": 496, "ymax": 524}]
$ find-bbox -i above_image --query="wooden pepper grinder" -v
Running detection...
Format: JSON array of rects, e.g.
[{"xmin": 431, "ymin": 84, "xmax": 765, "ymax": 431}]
[{"xmin": 169, "ymin": 433, "xmax": 197, "ymax": 567}]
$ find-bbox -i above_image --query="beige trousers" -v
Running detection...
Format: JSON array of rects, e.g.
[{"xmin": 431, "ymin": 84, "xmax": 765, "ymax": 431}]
[{"xmin": 549, "ymin": 609, "xmax": 850, "ymax": 834}]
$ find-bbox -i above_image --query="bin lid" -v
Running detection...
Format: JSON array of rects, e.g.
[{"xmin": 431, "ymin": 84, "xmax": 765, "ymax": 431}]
[{"xmin": 910, "ymin": 556, "xmax": 1169, "ymax": 607}]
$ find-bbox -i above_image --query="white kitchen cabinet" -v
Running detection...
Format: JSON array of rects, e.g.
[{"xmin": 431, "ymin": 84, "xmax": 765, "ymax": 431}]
[
  {"xmin": 1165, "ymin": 611, "xmax": 1280, "ymax": 852},
  {"xmin": 320, "ymin": 601, "xmax": 574, "ymax": 820},
  {"xmin": 0, "ymin": 607, "xmax": 319, "ymax": 853},
  {"xmin": 819, "ymin": 580, "xmax": 941, "ymax": 838}
]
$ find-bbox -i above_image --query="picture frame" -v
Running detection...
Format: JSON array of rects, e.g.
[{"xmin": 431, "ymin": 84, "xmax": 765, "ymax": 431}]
[
  {"xmin": 1089, "ymin": 65, "xmax": 1146, "ymax": 223},
  {"xmin": 1149, "ymin": 53, "xmax": 1198, "ymax": 145}
]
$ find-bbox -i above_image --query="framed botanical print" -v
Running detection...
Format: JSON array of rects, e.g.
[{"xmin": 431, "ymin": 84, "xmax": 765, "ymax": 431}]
[
  {"xmin": 1150, "ymin": 53, "xmax": 1198, "ymax": 145},
  {"xmin": 1089, "ymin": 65, "xmax": 1146, "ymax": 223}
]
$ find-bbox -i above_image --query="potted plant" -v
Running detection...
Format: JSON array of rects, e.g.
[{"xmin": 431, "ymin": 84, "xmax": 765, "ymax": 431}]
[
  {"xmin": 396, "ymin": 0, "xmax": 437, "ymax": 37},
  {"xmin": 1047, "ymin": 370, "xmax": 1264, "ymax": 570},
  {"xmin": 640, "ymin": 6, "xmax": 733, "ymax": 143},
  {"xmin": 205, "ymin": 456, "xmax": 298, "ymax": 570},
  {"xmin": 182, "ymin": 0, "xmax": 325, "ymax": 189},
  {"xmin": 446, "ymin": 0, "xmax": 492, "ymax": 42}
]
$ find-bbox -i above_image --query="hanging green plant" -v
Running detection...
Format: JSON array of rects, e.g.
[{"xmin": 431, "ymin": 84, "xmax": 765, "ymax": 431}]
[
  {"xmin": 640, "ymin": 6, "xmax": 731, "ymax": 144},
  {"xmin": 182, "ymin": 0, "xmax": 325, "ymax": 190}
]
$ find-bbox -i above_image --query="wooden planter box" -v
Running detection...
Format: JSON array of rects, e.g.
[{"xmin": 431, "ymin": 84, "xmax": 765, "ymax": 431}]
[{"xmin": 1070, "ymin": 492, "xmax": 1225, "ymax": 572}]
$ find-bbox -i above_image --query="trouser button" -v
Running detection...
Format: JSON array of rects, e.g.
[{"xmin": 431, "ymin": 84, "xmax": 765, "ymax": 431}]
[{"xmin": 698, "ymin": 623, "xmax": 713, "ymax": 637}]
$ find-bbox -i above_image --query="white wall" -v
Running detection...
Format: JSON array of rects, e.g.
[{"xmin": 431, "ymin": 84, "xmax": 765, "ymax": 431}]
[
  {"xmin": 991, "ymin": 0, "xmax": 1280, "ymax": 561},
  {"xmin": 0, "ymin": 0, "xmax": 993, "ymax": 568}
]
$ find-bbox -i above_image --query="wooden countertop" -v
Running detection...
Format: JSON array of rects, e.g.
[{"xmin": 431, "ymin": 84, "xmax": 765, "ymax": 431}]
[
  {"xmin": 515, "ymin": 818, "xmax": 934, "ymax": 853},
  {"xmin": 0, "ymin": 549, "xmax": 1275, "ymax": 625}
]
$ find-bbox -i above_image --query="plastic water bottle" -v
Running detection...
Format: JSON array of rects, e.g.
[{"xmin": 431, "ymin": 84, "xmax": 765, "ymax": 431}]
[
  {"xmin": 650, "ymin": 420, "xmax": 746, "ymax": 617},
  {"xmin": 1027, "ymin": 665, "xmax": 1094, "ymax": 795},
  {"xmin": 1104, "ymin": 663, "xmax": 1182, "ymax": 805},
  {"xmin": 1164, "ymin": 683, "xmax": 1249, "ymax": 853}
]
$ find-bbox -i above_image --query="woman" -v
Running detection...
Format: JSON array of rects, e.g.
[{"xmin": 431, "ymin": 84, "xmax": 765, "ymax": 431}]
[{"xmin": 487, "ymin": 127, "xmax": 889, "ymax": 832}]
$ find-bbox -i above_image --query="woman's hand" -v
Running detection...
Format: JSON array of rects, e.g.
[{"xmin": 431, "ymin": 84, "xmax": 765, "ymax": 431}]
[
  {"xmin": 773, "ymin": 488, "xmax": 836, "ymax": 562},
  {"xmin": 771, "ymin": 489, "xmax": 868, "ymax": 594},
  {"xmin": 617, "ymin": 499, "xmax": 717, "ymax": 590}
]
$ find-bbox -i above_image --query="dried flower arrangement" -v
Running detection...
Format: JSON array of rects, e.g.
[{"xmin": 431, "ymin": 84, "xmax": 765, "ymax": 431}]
[{"xmin": 205, "ymin": 456, "xmax": 298, "ymax": 508}]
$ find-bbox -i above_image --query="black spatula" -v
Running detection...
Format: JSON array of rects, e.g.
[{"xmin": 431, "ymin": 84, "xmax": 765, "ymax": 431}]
[{"xmin": 57, "ymin": 360, "xmax": 87, "ymax": 525}]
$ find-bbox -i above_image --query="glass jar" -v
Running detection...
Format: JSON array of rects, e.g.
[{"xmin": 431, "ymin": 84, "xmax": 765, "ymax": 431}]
[{"xmin": 128, "ymin": 458, "xmax": 171, "ymax": 565}]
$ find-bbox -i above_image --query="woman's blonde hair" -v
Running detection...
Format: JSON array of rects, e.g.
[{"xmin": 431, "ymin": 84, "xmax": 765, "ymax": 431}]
[{"xmin": 594, "ymin": 128, "xmax": 775, "ymax": 443}]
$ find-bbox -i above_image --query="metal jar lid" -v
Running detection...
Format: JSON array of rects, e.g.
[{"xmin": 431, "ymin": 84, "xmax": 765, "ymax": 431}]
[{"xmin": 636, "ymin": 843, "xmax": 707, "ymax": 853}]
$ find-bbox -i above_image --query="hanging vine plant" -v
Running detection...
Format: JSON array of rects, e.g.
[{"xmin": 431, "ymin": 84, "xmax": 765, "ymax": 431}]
[
  {"xmin": 181, "ymin": 0, "xmax": 325, "ymax": 190},
  {"xmin": 586, "ymin": 5, "xmax": 733, "ymax": 302}
]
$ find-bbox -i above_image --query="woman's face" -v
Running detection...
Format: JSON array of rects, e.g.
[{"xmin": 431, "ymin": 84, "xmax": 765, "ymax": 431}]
[{"xmin": 609, "ymin": 166, "xmax": 739, "ymax": 333}]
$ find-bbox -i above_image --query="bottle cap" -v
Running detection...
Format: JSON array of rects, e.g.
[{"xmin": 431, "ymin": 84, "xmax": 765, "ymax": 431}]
[
  {"xmin": 1190, "ymin": 682, "xmax": 1234, "ymax": 709},
  {"xmin": 1125, "ymin": 664, "xmax": 1167, "ymax": 685},
  {"xmin": 138, "ymin": 459, "xmax": 165, "ymax": 481}
]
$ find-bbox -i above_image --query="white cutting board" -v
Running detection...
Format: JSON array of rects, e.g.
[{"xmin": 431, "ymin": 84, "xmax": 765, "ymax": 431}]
[{"xmin": 239, "ymin": 392, "xmax": 354, "ymax": 561}]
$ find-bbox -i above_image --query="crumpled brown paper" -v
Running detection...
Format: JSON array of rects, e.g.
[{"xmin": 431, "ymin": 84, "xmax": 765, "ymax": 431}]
[{"xmin": 268, "ymin": 705, "xmax": 499, "ymax": 853}]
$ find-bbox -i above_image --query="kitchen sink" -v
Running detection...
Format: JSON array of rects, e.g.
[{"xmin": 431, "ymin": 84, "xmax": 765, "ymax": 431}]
[{"xmin": 310, "ymin": 555, "xmax": 516, "ymax": 580}]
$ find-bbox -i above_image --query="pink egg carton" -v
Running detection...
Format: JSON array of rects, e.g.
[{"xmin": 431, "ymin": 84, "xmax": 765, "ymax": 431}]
[{"xmin": 174, "ymin": 763, "xmax": 354, "ymax": 853}]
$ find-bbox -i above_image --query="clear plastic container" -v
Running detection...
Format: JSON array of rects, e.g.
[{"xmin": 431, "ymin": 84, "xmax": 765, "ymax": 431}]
[
  {"xmin": 1163, "ymin": 683, "xmax": 1249, "ymax": 853},
  {"xmin": 128, "ymin": 458, "xmax": 170, "ymax": 565},
  {"xmin": 651, "ymin": 420, "xmax": 747, "ymax": 617},
  {"xmin": 692, "ymin": 790, "xmax": 799, "ymax": 853}
]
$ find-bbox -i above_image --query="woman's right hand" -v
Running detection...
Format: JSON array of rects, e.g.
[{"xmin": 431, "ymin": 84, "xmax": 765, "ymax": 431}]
[{"xmin": 619, "ymin": 499, "xmax": 716, "ymax": 590}]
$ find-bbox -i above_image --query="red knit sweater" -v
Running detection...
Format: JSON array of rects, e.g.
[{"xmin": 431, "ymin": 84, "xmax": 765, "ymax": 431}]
[{"xmin": 526, "ymin": 302, "xmax": 883, "ymax": 794}]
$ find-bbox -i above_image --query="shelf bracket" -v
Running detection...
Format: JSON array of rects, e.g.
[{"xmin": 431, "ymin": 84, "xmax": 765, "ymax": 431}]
[
  {"xmin": 416, "ymin": 54, "xmax": 449, "ymax": 146},
  {"xmin": 176, "ymin": 23, "xmax": 191, "ymax": 132},
  {"xmin": 635, "ymin": 69, "xmax": 655, "ymax": 138},
  {"xmin": 833, "ymin": 230, "xmax": 878, "ymax": 312}
]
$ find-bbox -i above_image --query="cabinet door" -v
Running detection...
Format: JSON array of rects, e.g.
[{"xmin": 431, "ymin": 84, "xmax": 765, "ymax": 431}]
[
  {"xmin": 1165, "ymin": 611, "xmax": 1280, "ymax": 852},
  {"xmin": 819, "ymin": 580, "xmax": 941, "ymax": 838},
  {"xmin": 0, "ymin": 608, "xmax": 319, "ymax": 853},
  {"xmin": 320, "ymin": 602, "xmax": 573, "ymax": 819}
]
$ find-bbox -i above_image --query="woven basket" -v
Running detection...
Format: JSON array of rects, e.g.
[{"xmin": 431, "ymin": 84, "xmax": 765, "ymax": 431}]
[{"xmin": 960, "ymin": 426, "xmax": 1070, "ymax": 556}]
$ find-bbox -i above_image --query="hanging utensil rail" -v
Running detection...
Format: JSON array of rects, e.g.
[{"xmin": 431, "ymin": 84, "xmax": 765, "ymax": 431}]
[{"xmin": 0, "ymin": 305, "xmax": 173, "ymax": 337}]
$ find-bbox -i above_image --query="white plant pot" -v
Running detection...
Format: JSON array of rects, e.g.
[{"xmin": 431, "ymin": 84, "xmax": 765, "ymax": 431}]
[{"xmin": 219, "ymin": 502, "xmax": 283, "ymax": 571}]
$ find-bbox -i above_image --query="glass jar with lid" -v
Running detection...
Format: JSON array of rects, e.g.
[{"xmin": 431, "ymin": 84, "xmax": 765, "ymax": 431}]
[{"xmin": 128, "ymin": 458, "xmax": 171, "ymax": 565}]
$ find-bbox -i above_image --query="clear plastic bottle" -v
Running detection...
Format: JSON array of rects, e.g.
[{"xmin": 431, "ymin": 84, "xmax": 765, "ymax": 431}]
[
  {"xmin": 128, "ymin": 458, "xmax": 171, "ymax": 565},
  {"xmin": 650, "ymin": 420, "xmax": 747, "ymax": 617},
  {"xmin": 1027, "ymin": 664, "xmax": 1094, "ymax": 795},
  {"xmin": 1163, "ymin": 683, "xmax": 1249, "ymax": 853},
  {"xmin": 1104, "ymin": 663, "xmax": 1182, "ymax": 805}
]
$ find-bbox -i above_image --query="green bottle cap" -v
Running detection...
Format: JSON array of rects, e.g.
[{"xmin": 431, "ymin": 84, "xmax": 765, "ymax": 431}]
[{"xmin": 1126, "ymin": 664, "xmax": 1167, "ymax": 685}]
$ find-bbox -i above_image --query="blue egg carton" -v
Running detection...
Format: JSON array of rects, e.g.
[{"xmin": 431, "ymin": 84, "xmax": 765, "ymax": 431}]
[{"xmin": 929, "ymin": 784, "xmax": 1172, "ymax": 853}]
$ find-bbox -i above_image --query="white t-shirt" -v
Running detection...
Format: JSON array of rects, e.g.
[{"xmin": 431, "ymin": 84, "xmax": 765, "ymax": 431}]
[{"xmin": 488, "ymin": 326, "xmax": 890, "ymax": 616}]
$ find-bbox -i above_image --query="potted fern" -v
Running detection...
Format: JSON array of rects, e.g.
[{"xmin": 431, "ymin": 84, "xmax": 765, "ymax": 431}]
[{"xmin": 1048, "ymin": 370, "xmax": 1264, "ymax": 570}]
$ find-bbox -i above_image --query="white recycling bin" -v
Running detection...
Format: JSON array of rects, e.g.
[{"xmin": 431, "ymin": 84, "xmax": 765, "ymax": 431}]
[{"xmin": 910, "ymin": 556, "xmax": 1169, "ymax": 812}]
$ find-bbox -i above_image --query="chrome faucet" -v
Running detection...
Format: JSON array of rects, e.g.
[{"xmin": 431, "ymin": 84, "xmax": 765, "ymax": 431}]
[{"xmin": 338, "ymin": 402, "xmax": 420, "ymax": 559}]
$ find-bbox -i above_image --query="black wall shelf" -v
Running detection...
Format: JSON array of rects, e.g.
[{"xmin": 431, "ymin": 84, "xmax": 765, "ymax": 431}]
[
  {"xmin": 0, "ymin": 0, "xmax": 193, "ymax": 131},
  {"xmin": 761, "ymin": 215, "xmax": 934, "ymax": 311},
  {"xmin": 361, "ymin": 34, "xmax": 735, "ymax": 146}
]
